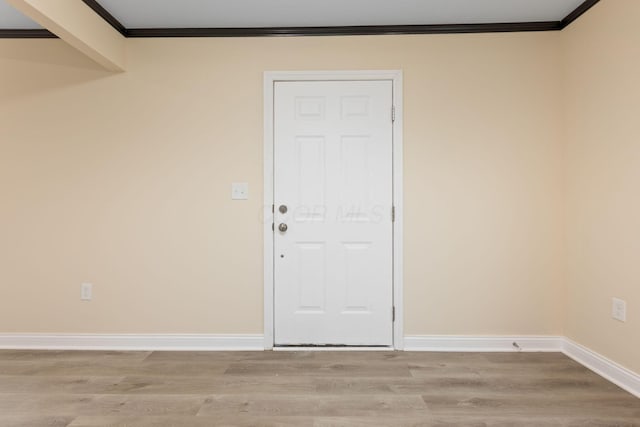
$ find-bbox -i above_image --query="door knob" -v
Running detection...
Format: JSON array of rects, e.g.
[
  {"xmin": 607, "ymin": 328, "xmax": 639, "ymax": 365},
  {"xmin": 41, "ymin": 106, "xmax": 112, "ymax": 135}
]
[{"xmin": 278, "ymin": 223, "xmax": 288, "ymax": 232}]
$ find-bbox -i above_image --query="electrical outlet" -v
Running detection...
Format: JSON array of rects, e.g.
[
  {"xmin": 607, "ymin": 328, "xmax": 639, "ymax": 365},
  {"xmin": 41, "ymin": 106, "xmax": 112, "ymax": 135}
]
[
  {"xmin": 231, "ymin": 182, "xmax": 249, "ymax": 200},
  {"xmin": 612, "ymin": 297, "xmax": 626, "ymax": 322},
  {"xmin": 81, "ymin": 283, "xmax": 92, "ymax": 301}
]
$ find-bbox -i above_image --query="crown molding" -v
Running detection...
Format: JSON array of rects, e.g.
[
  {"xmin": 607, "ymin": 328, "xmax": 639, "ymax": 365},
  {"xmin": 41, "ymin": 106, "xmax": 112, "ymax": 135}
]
[
  {"xmin": 126, "ymin": 22, "xmax": 560, "ymax": 38},
  {"xmin": 1, "ymin": 0, "xmax": 601, "ymax": 38},
  {"xmin": 0, "ymin": 29, "xmax": 55, "ymax": 38},
  {"xmin": 81, "ymin": 0, "xmax": 127, "ymax": 36},
  {"xmin": 561, "ymin": 0, "xmax": 601, "ymax": 29}
]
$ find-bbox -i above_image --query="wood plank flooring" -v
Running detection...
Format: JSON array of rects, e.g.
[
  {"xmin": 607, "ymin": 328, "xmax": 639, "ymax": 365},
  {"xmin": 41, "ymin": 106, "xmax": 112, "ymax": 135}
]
[{"xmin": 0, "ymin": 350, "xmax": 637, "ymax": 426}]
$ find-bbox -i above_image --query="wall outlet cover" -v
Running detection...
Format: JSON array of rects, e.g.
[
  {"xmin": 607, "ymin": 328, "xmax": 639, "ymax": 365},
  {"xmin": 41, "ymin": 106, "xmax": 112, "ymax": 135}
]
[
  {"xmin": 81, "ymin": 283, "xmax": 92, "ymax": 301},
  {"xmin": 612, "ymin": 297, "xmax": 626, "ymax": 322},
  {"xmin": 231, "ymin": 182, "xmax": 249, "ymax": 200}
]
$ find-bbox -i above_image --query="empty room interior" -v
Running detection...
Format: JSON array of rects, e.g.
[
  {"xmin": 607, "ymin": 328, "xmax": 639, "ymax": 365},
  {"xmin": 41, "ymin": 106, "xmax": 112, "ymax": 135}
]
[{"xmin": 0, "ymin": 0, "xmax": 639, "ymax": 425}]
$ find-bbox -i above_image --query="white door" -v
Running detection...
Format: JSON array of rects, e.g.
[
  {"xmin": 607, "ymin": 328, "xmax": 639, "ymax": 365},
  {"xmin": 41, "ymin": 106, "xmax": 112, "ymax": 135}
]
[{"xmin": 273, "ymin": 80, "xmax": 394, "ymax": 346}]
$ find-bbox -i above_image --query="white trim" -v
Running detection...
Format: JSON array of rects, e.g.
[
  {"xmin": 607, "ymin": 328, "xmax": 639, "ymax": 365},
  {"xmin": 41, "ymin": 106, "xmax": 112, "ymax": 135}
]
[
  {"xmin": 404, "ymin": 335, "xmax": 640, "ymax": 398},
  {"xmin": 563, "ymin": 338, "xmax": 640, "ymax": 399},
  {"xmin": 0, "ymin": 334, "xmax": 264, "ymax": 351},
  {"xmin": 263, "ymin": 70, "xmax": 404, "ymax": 350},
  {"xmin": 391, "ymin": 72, "xmax": 404, "ymax": 350},
  {"xmin": 263, "ymin": 72, "xmax": 276, "ymax": 350},
  {"xmin": 404, "ymin": 335, "xmax": 564, "ymax": 352},
  {"xmin": 274, "ymin": 346, "xmax": 393, "ymax": 352}
]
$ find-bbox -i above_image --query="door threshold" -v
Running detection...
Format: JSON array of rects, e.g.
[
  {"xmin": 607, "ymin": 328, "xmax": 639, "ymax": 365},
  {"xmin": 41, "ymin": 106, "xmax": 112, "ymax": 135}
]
[{"xmin": 273, "ymin": 345, "xmax": 394, "ymax": 351}]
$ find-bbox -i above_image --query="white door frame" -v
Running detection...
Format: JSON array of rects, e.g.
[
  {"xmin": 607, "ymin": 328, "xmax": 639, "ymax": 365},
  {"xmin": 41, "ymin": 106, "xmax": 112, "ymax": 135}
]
[{"xmin": 263, "ymin": 70, "xmax": 404, "ymax": 350}]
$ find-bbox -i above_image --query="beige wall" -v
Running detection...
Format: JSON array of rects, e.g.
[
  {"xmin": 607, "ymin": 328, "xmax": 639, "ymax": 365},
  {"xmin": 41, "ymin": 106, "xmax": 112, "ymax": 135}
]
[
  {"xmin": 0, "ymin": 33, "xmax": 565, "ymax": 335},
  {"xmin": 563, "ymin": 0, "xmax": 640, "ymax": 374}
]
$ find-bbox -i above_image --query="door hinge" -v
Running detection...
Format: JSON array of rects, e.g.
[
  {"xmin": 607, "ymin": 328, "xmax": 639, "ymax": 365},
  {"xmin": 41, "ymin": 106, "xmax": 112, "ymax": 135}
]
[
  {"xmin": 392, "ymin": 306, "xmax": 396, "ymax": 322},
  {"xmin": 392, "ymin": 206, "xmax": 395, "ymax": 222},
  {"xmin": 272, "ymin": 223, "xmax": 274, "ymax": 232},
  {"xmin": 272, "ymin": 204, "xmax": 275, "ymax": 213},
  {"xmin": 391, "ymin": 106, "xmax": 396, "ymax": 123}
]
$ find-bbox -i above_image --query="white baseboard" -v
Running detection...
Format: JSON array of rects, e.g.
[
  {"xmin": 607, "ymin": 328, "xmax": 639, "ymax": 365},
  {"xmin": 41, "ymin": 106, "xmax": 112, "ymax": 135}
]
[
  {"xmin": 274, "ymin": 346, "xmax": 393, "ymax": 351},
  {"xmin": 404, "ymin": 335, "xmax": 564, "ymax": 352},
  {"xmin": 563, "ymin": 338, "xmax": 640, "ymax": 399},
  {"xmin": 403, "ymin": 335, "xmax": 639, "ymax": 398},
  {"xmin": 0, "ymin": 334, "xmax": 264, "ymax": 351}
]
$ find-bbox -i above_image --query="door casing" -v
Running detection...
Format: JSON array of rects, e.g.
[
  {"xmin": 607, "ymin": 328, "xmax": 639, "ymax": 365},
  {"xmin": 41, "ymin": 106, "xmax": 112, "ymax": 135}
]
[{"xmin": 263, "ymin": 70, "xmax": 404, "ymax": 350}]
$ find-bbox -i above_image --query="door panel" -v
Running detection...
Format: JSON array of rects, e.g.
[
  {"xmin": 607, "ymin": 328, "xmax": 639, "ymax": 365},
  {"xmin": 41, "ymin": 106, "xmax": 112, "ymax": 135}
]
[
  {"xmin": 274, "ymin": 80, "xmax": 393, "ymax": 346},
  {"xmin": 295, "ymin": 242, "xmax": 326, "ymax": 312}
]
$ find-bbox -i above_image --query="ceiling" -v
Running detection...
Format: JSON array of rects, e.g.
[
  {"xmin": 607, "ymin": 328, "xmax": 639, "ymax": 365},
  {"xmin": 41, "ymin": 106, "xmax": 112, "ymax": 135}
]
[
  {"xmin": 1, "ymin": 0, "xmax": 587, "ymax": 30},
  {"xmin": 0, "ymin": 0, "xmax": 41, "ymax": 28}
]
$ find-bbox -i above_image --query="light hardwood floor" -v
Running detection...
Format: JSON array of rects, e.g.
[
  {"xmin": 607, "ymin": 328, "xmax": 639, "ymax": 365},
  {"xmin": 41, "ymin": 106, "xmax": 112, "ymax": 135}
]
[{"xmin": 0, "ymin": 350, "xmax": 638, "ymax": 426}]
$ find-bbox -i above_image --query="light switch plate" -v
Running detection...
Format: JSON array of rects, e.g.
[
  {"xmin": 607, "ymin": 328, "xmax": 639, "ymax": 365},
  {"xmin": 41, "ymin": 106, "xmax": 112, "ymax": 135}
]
[
  {"xmin": 612, "ymin": 297, "xmax": 627, "ymax": 322},
  {"xmin": 231, "ymin": 182, "xmax": 249, "ymax": 200},
  {"xmin": 81, "ymin": 283, "xmax": 92, "ymax": 301}
]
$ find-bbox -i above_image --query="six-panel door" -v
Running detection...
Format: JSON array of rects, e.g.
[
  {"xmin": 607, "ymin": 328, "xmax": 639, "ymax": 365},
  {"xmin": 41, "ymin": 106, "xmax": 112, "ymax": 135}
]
[{"xmin": 273, "ymin": 80, "xmax": 394, "ymax": 346}]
